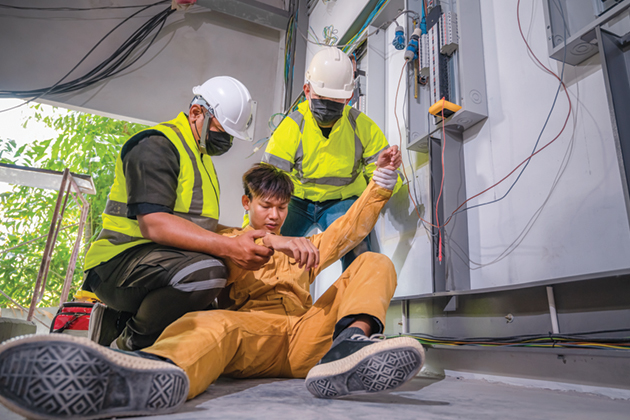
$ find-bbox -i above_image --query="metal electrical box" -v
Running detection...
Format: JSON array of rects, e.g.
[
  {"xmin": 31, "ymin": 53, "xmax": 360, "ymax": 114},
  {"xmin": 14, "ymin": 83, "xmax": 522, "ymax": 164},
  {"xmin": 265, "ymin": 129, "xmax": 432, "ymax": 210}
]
[
  {"xmin": 543, "ymin": 0, "xmax": 630, "ymax": 66},
  {"xmin": 406, "ymin": 0, "xmax": 488, "ymax": 152}
]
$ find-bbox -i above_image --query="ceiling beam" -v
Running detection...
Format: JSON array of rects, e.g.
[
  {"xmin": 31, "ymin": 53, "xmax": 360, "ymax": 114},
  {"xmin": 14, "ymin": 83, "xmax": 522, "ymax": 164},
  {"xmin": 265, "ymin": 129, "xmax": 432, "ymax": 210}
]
[{"xmin": 196, "ymin": 0, "xmax": 289, "ymax": 31}]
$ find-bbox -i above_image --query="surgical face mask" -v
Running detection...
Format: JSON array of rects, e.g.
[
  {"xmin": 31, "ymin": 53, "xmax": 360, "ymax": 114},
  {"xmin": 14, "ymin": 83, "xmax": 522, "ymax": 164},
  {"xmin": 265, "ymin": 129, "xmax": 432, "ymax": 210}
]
[
  {"xmin": 198, "ymin": 110, "xmax": 233, "ymax": 156},
  {"xmin": 206, "ymin": 130, "xmax": 233, "ymax": 156},
  {"xmin": 309, "ymin": 98, "xmax": 345, "ymax": 126}
]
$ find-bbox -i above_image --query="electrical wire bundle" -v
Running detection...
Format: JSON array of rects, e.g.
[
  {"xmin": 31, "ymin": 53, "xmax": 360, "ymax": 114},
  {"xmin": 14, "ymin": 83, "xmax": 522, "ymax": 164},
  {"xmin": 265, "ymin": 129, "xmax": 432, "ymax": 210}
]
[
  {"xmin": 341, "ymin": 0, "xmax": 389, "ymax": 53},
  {"xmin": 399, "ymin": 330, "xmax": 630, "ymax": 351},
  {"xmin": 0, "ymin": 1, "xmax": 173, "ymax": 110},
  {"xmin": 284, "ymin": 12, "xmax": 296, "ymax": 87}
]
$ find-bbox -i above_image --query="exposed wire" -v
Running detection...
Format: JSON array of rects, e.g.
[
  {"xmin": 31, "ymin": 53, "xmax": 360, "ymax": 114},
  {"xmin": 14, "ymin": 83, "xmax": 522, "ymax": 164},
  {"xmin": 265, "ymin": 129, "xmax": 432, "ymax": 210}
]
[
  {"xmin": 441, "ymin": 0, "xmax": 571, "ymax": 227},
  {"xmin": 322, "ymin": 25, "xmax": 338, "ymax": 45},
  {"xmin": 341, "ymin": 0, "xmax": 389, "ymax": 53},
  {"xmin": 397, "ymin": 331, "xmax": 630, "ymax": 351},
  {"xmin": 284, "ymin": 13, "xmax": 296, "ymax": 86},
  {"xmin": 395, "ymin": 61, "xmax": 438, "ymax": 229},
  {"xmin": 0, "ymin": 3, "xmax": 174, "ymax": 113},
  {"xmin": 297, "ymin": 7, "xmax": 419, "ymax": 51},
  {"xmin": 445, "ymin": 0, "xmax": 577, "ymax": 269},
  {"xmin": 0, "ymin": 1, "xmax": 168, "ymax": 11},
  {"xmin": 401, "ymin": 65, "xmax": 436, "ymax": 239},
  {"xmin": 435, "ymin": 0, "xmax": 574, "ymax": 271}
]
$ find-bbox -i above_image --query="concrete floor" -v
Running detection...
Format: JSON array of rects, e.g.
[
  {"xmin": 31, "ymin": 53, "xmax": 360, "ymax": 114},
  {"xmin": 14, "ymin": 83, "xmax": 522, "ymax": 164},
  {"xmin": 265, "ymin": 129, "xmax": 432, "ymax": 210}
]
[{"xmin": 1, "ymin": 375, "xmax": 628, "ymax": 420}]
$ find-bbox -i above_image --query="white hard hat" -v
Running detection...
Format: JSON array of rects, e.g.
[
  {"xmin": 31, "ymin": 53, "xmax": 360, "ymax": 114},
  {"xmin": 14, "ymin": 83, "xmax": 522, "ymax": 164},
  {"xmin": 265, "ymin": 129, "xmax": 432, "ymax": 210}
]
[
  {"xmin": 192, "ymin": 76, "xmax": 255, "ymax": 141},
  {"xmin": 305, "ymin": 47, "xmax": 354, "ymax": 99}
]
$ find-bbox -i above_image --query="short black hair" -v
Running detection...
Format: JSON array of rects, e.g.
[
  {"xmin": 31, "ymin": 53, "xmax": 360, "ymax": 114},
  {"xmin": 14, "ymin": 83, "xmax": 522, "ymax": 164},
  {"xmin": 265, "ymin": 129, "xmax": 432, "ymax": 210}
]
[{"xmin": 243, "ymin": 163, "xmax": 293, "ymax": 202}]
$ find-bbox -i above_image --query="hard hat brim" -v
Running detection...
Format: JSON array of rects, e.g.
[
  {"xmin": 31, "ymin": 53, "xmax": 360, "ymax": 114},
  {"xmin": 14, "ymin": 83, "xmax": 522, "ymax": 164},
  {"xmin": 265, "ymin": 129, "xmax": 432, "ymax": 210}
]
[
  {"xmin": 309, "ymin": 83, "xmax": 353, "ymax": 100},
  {"xmin": 224, "ymin": 126, "xmax": 252, "ymax": 142}
]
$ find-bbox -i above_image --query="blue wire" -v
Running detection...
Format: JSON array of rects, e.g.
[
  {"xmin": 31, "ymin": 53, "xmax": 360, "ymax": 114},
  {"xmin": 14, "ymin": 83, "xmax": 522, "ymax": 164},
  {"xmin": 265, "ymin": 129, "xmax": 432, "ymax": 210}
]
[
  {"xmin": 420, "ymin": 0, "xmax": 427, "ymax": 34},
  {"xmin": 444, "ymin": 0, "xmax": 568, "ymax": 223},
  {"xmin": 343, "ymin": 0, "xmax": 388, "ymax": 51}
]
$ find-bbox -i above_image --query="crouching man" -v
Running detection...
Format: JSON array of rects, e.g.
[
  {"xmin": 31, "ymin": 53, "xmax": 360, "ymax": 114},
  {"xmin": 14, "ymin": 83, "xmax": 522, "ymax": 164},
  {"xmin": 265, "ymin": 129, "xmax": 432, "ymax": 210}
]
[{"xmin": 0, "ymin": 146, "xmax": 424, "ymax": 419}]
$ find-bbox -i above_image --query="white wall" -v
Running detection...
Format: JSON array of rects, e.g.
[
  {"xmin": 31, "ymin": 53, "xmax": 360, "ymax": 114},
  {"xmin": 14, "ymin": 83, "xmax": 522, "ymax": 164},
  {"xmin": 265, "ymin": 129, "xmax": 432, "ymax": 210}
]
[
  {"xmin": 462, "ymin": 0, "xmax": 630, "ymax": 288},
  {"xmin": 0, "ymin": 1, "xmax": 285, "ymax": 227}
]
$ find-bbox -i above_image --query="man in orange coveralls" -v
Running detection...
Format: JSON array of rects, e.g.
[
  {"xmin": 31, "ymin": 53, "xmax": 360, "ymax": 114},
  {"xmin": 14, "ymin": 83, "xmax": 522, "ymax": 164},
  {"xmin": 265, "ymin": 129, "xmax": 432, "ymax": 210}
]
[{"xmin": 0, "ymin": 146, "xmax": 424, "ymax": 420}]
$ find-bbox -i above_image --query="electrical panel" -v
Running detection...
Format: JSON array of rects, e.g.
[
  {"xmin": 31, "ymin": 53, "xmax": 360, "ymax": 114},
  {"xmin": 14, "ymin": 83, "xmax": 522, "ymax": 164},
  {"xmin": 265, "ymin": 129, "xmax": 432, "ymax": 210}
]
[{"xmin": 407, "ymin": 0, "xmax": 488, "ymax": 152}]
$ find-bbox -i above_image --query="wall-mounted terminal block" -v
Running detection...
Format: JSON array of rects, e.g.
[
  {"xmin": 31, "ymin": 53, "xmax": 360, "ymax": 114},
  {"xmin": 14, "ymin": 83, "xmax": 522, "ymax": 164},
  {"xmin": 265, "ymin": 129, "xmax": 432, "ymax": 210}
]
[
  {"xmin": 440, "ymin": 11, "xmax": 459, "ymax": 56},
  {"xmin": 420, "ymin": 33, "xmax": 430, "ymax": 77},
  {"xmin": 429, "ymin": 22, "xmax": 441, "ymax": 105}
]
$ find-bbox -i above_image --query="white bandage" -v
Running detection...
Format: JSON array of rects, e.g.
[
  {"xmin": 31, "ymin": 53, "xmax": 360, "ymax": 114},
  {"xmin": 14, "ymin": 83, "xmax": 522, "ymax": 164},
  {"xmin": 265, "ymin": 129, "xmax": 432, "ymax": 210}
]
[{"xmin": 372, "ymin": 168, "xmax": 398, "ymax": 190}]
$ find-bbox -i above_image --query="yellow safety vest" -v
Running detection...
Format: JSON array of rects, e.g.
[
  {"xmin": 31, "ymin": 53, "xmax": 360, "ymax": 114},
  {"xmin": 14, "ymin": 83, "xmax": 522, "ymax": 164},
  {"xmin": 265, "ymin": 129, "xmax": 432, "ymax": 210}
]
[
  {"xmin": 262, "ymin": 101, "xmax": 400, "ymax": 202},
  {"xmin": 85, "ymin": 112, "xmax": 220, "ymax": 270}
]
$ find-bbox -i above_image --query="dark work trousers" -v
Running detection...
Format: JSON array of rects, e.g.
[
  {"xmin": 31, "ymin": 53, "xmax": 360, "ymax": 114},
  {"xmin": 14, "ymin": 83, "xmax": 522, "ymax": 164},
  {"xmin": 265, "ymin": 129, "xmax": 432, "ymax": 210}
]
[
  {"xmin": 280, "ymin": 196, "xmax": 372, "ymax": 271},
  {"xmin": 82, "ymin": 242, "xmax": 228, "ymax": 351}
]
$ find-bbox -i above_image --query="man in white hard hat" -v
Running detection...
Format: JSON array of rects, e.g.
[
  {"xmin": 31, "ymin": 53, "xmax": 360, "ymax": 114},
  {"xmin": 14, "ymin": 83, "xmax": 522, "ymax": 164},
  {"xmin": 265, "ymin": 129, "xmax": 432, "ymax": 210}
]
[
  {"xmin": 263, "ymin": 47, "xmax": 402, "ymax": 272},
  {"xmin": 81, "ymin": 76, "xmax": 273, "ymax": 351}
]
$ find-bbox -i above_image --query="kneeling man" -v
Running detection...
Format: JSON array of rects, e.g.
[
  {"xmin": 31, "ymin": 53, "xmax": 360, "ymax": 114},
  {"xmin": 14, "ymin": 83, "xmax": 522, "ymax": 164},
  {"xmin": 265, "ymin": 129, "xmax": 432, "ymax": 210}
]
[{"xmin": 0, "ymin": 146, "xmax": 424, "ymax": 419}]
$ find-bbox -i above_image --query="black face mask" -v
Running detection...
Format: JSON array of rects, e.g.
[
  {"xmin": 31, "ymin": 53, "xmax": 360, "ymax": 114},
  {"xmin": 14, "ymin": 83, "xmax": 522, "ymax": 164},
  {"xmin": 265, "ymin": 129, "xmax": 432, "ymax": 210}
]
[
  {"xmin": 205, "ymin": 130, "xmax": 233, "ymax": 156},
  {"xmin": 198, "ymin": 112, "xmax": 234, "ymax": 156},
  {"xmin": 310, "ymin": 98, "xmax": 345, "ymax": 126}
]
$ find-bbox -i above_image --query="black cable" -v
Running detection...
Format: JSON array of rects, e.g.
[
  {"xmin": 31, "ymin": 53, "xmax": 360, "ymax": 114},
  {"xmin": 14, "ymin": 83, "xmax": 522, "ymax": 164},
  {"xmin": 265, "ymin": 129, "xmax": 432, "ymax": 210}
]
[
  {"xmin": 408, "ymin": 330, "xmax": 630, "ymax": 344},
  {"xmin": 0, "ymin": 3, "xmax": 174, "ymax": 113},
  {"xmin": 443, "ymin": 0, "xmax": 568, "ymax": 225},
  {"xmin": 50, "ymin": 7, "xmax": 174, "ymax": 92},
  {"xmin": 0, "ymin": 1, "xmax": 168, "ymax": 11}
]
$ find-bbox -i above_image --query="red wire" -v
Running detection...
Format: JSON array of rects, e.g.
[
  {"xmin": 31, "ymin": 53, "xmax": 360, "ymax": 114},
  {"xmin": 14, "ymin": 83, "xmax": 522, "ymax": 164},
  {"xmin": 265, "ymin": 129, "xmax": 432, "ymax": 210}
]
[
  {"xmin": 442, "ymin": 0, "xmax": 573, "ymax": 226},
  {"xmin": 436, "ymin": 97, "xmax": 446, "ymax": 261},
  {"xmin": 395, "ymin": 60, "xmax": 439, "ymax": 229}
]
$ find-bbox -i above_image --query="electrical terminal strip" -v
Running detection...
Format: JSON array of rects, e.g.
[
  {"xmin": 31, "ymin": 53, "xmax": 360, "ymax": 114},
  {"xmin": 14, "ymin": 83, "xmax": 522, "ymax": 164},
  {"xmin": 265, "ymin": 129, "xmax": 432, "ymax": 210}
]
[
  {"xmin": 419, "ymin": 33, "xmax": 430, "ymax": 77},
  {"xmin": 428, "ymin": 23, "xmax": 441, "ymax": 105},
  {"xmin": 439, "ymin": 11, "xmax": 458, "ymax": 56}
]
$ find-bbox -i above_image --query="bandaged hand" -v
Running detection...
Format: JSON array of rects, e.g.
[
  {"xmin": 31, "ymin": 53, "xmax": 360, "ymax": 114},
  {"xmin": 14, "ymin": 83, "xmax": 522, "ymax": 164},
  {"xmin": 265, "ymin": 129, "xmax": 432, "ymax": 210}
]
[{"xmin": 372, "ymin": 168, "xmax": 398, "ymax": 190}]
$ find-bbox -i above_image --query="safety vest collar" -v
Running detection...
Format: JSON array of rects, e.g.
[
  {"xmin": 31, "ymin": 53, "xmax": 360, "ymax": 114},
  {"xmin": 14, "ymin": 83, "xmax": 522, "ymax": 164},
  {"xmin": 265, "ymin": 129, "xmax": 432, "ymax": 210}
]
[{"xmin": 159, "ymin": 113, "xmax": 200, "ymax": 156}]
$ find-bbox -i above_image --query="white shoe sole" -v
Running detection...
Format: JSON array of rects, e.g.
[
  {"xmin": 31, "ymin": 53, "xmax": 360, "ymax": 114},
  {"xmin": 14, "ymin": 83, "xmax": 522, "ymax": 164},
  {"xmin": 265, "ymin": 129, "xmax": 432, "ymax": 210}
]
[
  {"xmin": 305, "ymin": 337, "xmax": 425, "ymax": 398},
  {"xmin": 0, "ymin": 334, "xmax": 188, "ymax": 420}
]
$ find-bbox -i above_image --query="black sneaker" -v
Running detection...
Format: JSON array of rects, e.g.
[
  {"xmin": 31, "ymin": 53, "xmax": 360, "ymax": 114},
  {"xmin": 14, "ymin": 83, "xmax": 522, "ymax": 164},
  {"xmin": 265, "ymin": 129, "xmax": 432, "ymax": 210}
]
[
  {"xmin": 0, "ymin": 334, "xmax": 188, "ymax": 420},
  {"xmin": 305, "ymin": 332, "xmax": 425, "ymax": 399}
]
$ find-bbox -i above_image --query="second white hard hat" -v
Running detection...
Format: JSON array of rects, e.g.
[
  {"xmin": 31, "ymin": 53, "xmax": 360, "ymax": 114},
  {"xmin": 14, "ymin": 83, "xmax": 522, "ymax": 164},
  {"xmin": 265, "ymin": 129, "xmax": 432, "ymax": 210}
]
[
  {"xmin": 305, "ymin": 47, "xmax": 355, "ymax": 99},
  {"xmin": 192, "ymin": 76, "xmax": 254, "ymax": 141}
]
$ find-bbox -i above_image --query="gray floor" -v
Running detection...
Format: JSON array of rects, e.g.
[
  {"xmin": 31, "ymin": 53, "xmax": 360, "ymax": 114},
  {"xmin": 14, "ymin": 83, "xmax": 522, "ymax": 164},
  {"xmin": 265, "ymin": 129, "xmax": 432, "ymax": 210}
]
[{"xmin": 1, "ymin": 375, "xmax": 628, "ymax": 420}]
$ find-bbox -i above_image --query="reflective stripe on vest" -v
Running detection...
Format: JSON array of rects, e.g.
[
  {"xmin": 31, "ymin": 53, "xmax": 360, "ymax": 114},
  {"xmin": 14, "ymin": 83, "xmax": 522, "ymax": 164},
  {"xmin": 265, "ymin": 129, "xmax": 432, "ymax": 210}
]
[
  {"xmin": 160, "ymin": 122, "xmax": 205, "ymax": 214},
  {"xmin": 102, "ymin": 199, "xmax": 218, "ymax": 232},
  {"xmin": 287, "ymin": 107, "xmax": 365, "ymax": 187}
]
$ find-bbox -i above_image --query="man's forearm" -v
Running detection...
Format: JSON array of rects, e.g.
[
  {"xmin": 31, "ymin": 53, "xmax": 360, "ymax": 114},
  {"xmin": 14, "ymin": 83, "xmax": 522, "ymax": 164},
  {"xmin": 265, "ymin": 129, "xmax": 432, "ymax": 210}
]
[
  {"xmin": 310, "ymin": 181, "xmax": 391, "ymax": 275},
  {"xmin": 138, "ymin": 212, "xmax": 274, "ymax": 270},
  {"xmin": 138, "ymin": 212, "xmax": 233, "ymax": 259}
]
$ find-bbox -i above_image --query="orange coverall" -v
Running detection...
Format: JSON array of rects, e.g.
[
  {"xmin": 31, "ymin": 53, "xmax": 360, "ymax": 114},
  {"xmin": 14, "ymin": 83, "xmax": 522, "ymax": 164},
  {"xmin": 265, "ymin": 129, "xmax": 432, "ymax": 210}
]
[{"xmin": 145, "ymin": 181, "xmax": 398, "ymax": 399}]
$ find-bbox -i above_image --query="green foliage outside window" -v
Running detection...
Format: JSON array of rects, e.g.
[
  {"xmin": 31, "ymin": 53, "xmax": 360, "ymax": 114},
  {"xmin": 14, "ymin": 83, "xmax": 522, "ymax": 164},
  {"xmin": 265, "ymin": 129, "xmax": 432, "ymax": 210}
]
[{"xmin": 0, "ymin": 105, "xmax": 146, "ymax": 309}]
